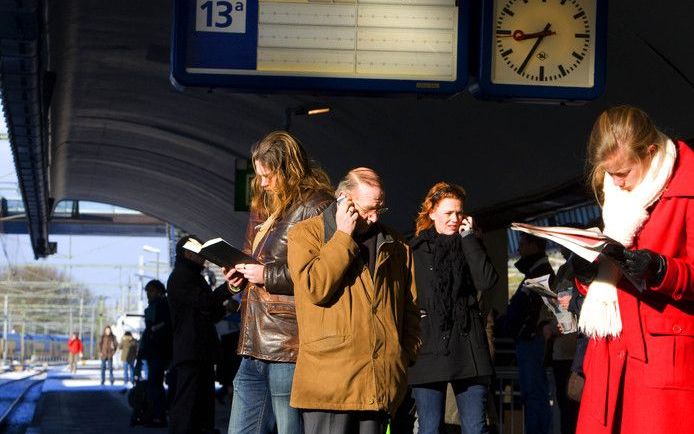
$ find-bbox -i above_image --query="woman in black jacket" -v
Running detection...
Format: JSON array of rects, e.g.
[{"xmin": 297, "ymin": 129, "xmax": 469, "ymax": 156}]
[{"xmin": 409, "ymin": 182, "xmax": 499, "ymax": 434}]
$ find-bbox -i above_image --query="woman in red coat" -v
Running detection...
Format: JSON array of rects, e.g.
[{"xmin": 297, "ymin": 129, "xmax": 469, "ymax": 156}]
[{"xmin": 576, "ymin": 105, "xmax": 694, "ymax": 434}]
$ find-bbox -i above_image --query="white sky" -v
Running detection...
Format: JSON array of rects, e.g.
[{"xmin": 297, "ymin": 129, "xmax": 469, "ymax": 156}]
[{"xmin": 0, "ymin": 102, "xmax": 170, "ymax": 311}]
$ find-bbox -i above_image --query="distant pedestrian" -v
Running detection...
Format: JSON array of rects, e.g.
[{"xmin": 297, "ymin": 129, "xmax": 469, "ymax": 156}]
[
  {"xmin": 67, "ymin": 331, "xmax": 83, "ymax": 374},
  {"xmin": 505, "ymin": 234, "xmax": 555, "ymax": 434},
  {"xmin": 99, "ymin": 326, "xmax": 118, "ymax": 385},
  {"xmin": 215, "ymin": 297, "xmax": 241, "ymax": 405},
  {"xmin": 119, "ymin": 331, "xmax": 138, "ymax": 385},
  {"xmin": 138, "ymin": 279, "xmax": 173, "ymax": 427}
]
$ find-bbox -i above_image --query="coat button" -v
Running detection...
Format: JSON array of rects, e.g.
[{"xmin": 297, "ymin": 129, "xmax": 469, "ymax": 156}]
[
  {"xmin": 672, "ymin": 325, "xmax": 683, "ymax": 334},
  {"xmin": 372, "ymin": 305, "xmax": 378, "ymax": 314},
  {"xmin": 368, "ymin": 398, "xmax": 375, "ymax": 404},
  {"xmin": 372, "ymin": 352, "xmax": 378, "ymax": 359},
  {"xmin": 429, "ymin": 266, "xmax": 433, "ymax": 271}
]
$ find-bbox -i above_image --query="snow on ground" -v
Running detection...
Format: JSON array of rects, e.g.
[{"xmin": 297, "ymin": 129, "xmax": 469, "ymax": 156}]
[{"xmin": 42, "ymin": 364, "xmax": 130, "ymax": 393}]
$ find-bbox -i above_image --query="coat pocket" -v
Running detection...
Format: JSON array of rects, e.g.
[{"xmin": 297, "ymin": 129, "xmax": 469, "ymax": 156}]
[
  {"xmin": 643, "ymin": 315, "xmax": 694, "ymax": 390},
  {"xmin": 303, "ymin": 334, "xmax": 352, "ymax": 354}
]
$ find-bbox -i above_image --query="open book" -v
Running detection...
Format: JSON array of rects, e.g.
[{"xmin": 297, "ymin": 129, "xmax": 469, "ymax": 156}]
[
  {"xmin": 523, "ymin": 274, "xmax": 576, "ymax": 334},
  {"xmin": 511, "ymin": 222, "xmax": 645, "ymax": 292},
  {"xmin": 182, "ymin": 238, "xmax": 260, "ymax": 268}
]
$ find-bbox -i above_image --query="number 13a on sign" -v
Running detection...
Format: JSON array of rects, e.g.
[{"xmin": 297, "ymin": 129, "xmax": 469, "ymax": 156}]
[{"xmin": 196, "ymin": 0, "xmax": 247, "ymax": 33}]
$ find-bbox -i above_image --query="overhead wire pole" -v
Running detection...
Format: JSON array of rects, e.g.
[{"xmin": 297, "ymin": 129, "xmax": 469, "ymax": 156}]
[
  {"xmin": 89, "ymin": 303, "xmax": 96, "ymax": 359},
  {"xmin": 79, "ymin": 297, "xmax": 84, "ymax": 342},
  {"xmin": 2, "ymin": 295, "xmax": 7, "ymax": 367}
]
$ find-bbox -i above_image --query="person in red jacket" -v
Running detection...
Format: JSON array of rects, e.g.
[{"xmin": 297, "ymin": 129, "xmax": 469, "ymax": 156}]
[
  {"xmin": 575, "ymin": 105, "xmax": 694, "ymax": 434},
  {"xmin": 67, "ymin": 331, "xmax": 83, "ymax": 373}
]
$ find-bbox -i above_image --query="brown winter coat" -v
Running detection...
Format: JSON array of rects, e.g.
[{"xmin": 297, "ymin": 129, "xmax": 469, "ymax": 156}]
[
  {"xmin": 99, "ymin": 334, "xmax": 118, "ymax": 360},
  {"xmin": 287, "ymin": 203, "xmax": 421, "ymax": 415}
]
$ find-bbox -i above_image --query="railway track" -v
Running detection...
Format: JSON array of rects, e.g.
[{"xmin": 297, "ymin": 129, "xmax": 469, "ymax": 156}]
[{"xmin": 0, "ymin": 370, "xmax": 46, "ymax": 433}]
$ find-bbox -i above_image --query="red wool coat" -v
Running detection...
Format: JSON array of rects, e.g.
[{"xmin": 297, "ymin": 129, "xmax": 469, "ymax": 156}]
[{"xmin": 577, "ymin": 140, "xmax": 694, "ymax": 434}]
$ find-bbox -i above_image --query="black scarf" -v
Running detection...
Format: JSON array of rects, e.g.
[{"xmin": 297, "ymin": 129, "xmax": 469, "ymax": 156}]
[{"xmin": 428, "ymin": 228, "xmax": 470, "ymax": 337}]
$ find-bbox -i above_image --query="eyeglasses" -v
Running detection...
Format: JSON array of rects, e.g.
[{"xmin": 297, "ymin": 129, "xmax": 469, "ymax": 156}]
[{"xmin": 353, "ymin": 200, "xmax": 389, "ymax": 217}]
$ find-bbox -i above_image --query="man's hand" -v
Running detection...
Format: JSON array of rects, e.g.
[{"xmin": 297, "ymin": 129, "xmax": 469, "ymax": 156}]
[
  {"xmin": 223, "ymin": 267, "xmax": 245, "ymax": 287},
  {"xmin": 236, "ymin": 264, "xmax": 265, "ymax": 285},
  {"xmin": 336, "ymin": 196, "xmax": 358, "ymax": 236},
  {"xmin": 557, "ymin": 293, "xmax": 571, "ymax": 310}
]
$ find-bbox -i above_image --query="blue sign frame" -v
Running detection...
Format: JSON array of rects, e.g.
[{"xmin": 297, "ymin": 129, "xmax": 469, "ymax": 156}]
[
  {"xmin": 472, "ymin": 0, "xmax": 607, "ymax": 101},
  {"xmin": 171, "ymin": 0, "xmax": 470, "ymax": 95}
]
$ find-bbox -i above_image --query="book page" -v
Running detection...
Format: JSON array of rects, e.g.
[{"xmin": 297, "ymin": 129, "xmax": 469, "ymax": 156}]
[{"xmin": 182, "ymin": 238, "xmax": 203, "ymax": 254}]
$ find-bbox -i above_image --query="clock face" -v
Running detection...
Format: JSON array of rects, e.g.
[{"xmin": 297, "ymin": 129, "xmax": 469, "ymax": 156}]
[{"xmin": 491, "ymin": 0, "xmax": 596, "ymax": 87}]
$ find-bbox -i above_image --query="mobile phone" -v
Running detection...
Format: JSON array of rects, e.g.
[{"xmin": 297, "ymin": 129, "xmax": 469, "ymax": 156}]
[{"xmin": 336, "ymin": 195, "xmax": 347, "ymax": 205}]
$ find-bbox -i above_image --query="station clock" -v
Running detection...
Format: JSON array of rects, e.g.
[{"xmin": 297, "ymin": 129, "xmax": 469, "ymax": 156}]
[{"xmin": 472, "ymin": 0, "xmax": 607, "ymax": 101}]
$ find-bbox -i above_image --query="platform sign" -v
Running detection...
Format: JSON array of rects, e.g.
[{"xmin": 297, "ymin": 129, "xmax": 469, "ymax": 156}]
[{"xmin": 171, "ymin": 0, "xmax": 469, "ymax": 94}]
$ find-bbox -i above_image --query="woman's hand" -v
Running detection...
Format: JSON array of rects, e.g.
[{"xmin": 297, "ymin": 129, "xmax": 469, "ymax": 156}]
[
  {"xmin": 223, "ymin": 266, "xmax": 245, "ymax": 287},
  {"xmin": 236, "ymin": 264, "xmax": 265, "ymax": 285},
  {"xmin": 459, "ymin": 216, "xmax": 478, "ymax": 237}
]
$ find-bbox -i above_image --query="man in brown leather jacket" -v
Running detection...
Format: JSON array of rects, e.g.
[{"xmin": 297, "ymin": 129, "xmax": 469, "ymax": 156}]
[{"xmin": 225, "ymin": 131, "xmax": 333, "ymax": 434}]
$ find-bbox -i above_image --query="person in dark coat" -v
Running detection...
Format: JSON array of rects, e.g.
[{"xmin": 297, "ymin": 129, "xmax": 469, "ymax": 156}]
[
  {"xmin": 168, "ymin": 235, "xmax": 234, "ymax": 434},
  {"xmin": 137, "ymin": 279, "xmax": 173, "ymax": 427},
  {"xmin": 99, "ymin": 326, "xmax": 118, "ymax": 385},
  {"xmin": 408, "ymin": 182, "xmax": 499, "ymax": 434},
  {"xmin": 505, "ymin": 233, "xmax": 556, "ymax": 434}
]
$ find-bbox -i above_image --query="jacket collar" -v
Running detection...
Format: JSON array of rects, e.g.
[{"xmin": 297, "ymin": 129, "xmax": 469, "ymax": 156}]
[
  {"xmin": 662, "ymin": 140, "xmax": 694, "ymax": 198},
  {"xmin": 322, "ymin": 202, "xmax": 392, "ymax": 253},
  {"xmin": 410, "ymin": 227, "xmax": 436, "ymax": 250}
]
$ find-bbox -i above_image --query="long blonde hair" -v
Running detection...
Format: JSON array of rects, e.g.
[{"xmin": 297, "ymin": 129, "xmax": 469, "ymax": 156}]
[
  {"xmin": 415, "ymin": 182, "xmax": 467, "ymax": 236},
  {"xmin": 249, "ymin": 131, "xmax": 332, "ymax": 218},
  {"xmin": 587, "ymin": 105, "xmax": 667, "ymax": 203}
]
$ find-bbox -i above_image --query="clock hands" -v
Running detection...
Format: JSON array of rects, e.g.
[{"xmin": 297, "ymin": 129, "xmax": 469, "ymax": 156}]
[
  {"xmin": 517, "ymin": 23, "xmax": 552, "ymax": 75},
  {"xmin": 512, "ymin": 28, "xmax": 556, "ymax": 41}
]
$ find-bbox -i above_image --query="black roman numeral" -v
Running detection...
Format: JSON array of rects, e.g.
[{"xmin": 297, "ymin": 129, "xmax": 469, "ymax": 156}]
[
  {"xmin": 503, "ymin": 7, "xmax": 514, "ymax": 16},
  {"xmin": 539, "ymin": 66, "xmax": 545, "ymax": 81},
  {"xmin": 575, "ymin": 33, "xmax": 590, "ymax": 38},
  {"xmin": 501, "ymin": 48, "xmax": 513, "ymax": 57},
  {"xmin": 497, "ymin": 29, "xmax": 512, "ymax": 35},
  {"xmin": 573, "ymin": 11, "xmax": 586, "ymax": 19},
  {"xmin": 572, "ymin": 51, "xmax": 584, "ymax": 60},
  {"xmin": 558, "ymin": 65, "xmax": 566, "ymax": 76}
]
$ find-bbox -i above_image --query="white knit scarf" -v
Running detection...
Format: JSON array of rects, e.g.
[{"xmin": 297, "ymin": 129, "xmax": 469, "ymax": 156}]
[{"xmin": 578, "ymin": 139, "xmax": 677, "ymax": 338}]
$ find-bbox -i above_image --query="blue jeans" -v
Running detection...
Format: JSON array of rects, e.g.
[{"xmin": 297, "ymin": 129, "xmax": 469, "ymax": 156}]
[
  {"xmin": 101, "ymin": 358, "xmax": 114, "ymax": 384},
  {"xmin": 228, "ymin": 357, "xmax": 301, "ymax": 434},
  {"xmin": 516, "ymin": 336, "xmax": 552, "ymax": 434},
  {"xmin": 123, "ymin": 361, "xmax": 134, "ymax": 383},
  {"xmin": 413, "ymin": 380, "xmax": 489, "ymax": 434}
]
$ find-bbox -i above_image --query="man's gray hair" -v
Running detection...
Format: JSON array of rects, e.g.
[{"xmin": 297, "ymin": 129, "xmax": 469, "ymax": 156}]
[{"xmin": 335, "ymin": 167, "xmax": 383, "ymax": 198}]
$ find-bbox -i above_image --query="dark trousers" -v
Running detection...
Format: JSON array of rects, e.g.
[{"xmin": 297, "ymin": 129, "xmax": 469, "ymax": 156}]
[
  {"xmin": 302, "ymin": 410, "xmax": 387, "ymax": 434},
  {"xmin": 169, "ymin": 360, "xmax": 216, "ymax": 434},
  {"xmin": 147, "ymin": 358, "xmax": 169, "ymax": 421},
  {"xmin": 552, "ymin": 360, "xmax": 579, "ymax": 434}
]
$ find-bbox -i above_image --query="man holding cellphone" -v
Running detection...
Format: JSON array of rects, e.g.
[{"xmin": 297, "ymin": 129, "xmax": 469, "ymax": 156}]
[{"xmin": 286, "ymin": 167, "xmax": 421, "ymax": 434}]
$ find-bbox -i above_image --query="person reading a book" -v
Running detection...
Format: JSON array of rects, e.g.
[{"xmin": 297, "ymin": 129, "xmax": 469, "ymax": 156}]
[
  {"xmin": 575, "ymin": 106, "xmax": 694, "ymax": 434},
  {"xmin": 407, "ymin": 182, "xmax": 499, "ymax": 434},
  {"xmin": 168, "ymin": 236, "xmax": 233, "ymax": 433},
  {"xmin": 224, "ymin": 131, "xmax": 333, "ymax": 434}
]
